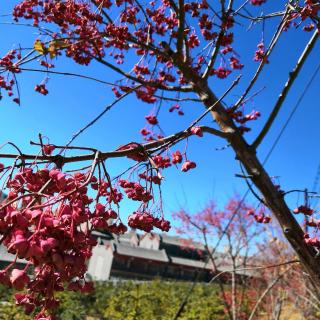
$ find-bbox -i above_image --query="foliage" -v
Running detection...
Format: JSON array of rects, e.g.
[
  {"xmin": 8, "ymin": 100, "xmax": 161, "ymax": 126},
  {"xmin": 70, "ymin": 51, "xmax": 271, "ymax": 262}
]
[
  {"xmin": 0, "ymin": 285, "xmax": 31, "ymax": 320},
  {"xmin": 173, "ymin": 197, "xmax": 320, "ymax": 319},
  {"xmin": 0, "ymin": 280, "xmax": 226, "ymax": 320}
]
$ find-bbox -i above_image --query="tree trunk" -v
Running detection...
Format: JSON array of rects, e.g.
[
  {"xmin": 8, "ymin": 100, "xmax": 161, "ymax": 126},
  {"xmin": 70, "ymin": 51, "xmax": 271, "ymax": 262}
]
[
  {"xmin": 231, "ymin": 269, "xmax": 237, "ymax": 320},
  {"xmin": 191, "ymin": 79, "xmax": 320, "ymax": 295}
]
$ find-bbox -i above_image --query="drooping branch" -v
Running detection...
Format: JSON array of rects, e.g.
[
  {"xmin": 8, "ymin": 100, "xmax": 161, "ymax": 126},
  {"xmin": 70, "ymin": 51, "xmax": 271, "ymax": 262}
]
[
  {"xmin": 17, "ymin": 67, "xmax": 117, "ymax": 86},
  {"xmin": 16, "ymin": 66, "xmax": 201, "ymax": 102}
]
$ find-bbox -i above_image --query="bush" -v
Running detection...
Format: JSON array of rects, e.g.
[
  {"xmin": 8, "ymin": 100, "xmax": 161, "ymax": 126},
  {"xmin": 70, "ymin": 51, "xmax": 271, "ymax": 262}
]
[{"xmin": 0, "ymin": 280, "xmax": 226, "ymax": 320}]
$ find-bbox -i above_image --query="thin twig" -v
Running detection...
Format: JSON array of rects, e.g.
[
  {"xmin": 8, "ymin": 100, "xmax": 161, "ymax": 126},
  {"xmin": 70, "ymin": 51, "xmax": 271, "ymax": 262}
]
[
  {"xmin": 93, "ymin": 55, "xmax": 193, "ymax": 92},
  {"xmin": 209, "ymin": 260, "xmax": 299, "ymax": 284},
  {"xmin": 18, "ymin": 67, "xmax": 117, "ymax": 86},
  {"xmin": 233, "ymin": 7, "xmax": 290, "ymax": 110},
  {"xmin": 65, "ymin": 85, "xmax": 141, "ymax": 148},
  {"xmin": 248, "ymin": 266, "xmax": 293, "ymax": 320}
]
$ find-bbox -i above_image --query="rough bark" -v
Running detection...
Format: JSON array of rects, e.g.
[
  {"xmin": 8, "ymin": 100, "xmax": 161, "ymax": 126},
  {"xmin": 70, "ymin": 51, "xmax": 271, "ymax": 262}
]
[{"xmin": 191, "ymin": 78, "xmax": 320, "ymax": 295}]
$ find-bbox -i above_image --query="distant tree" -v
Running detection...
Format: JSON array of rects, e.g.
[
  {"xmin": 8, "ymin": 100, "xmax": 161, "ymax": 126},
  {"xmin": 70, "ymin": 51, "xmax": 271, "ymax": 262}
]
[
  {"xmin": 174, "ymin": 196, "xmax": 270, "ymax": 320},
  {"xmin": 175, "ymin": 197, "xmax": 320, "ymax": 319}
]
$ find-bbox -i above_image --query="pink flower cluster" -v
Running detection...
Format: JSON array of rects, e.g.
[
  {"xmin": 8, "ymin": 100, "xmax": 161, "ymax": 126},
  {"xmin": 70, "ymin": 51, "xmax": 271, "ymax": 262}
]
[
  {"xmin": 128, "ymin": 211, "xmax": 170, "ymax": 232},
  {"xmin": 0, "ymin": 155, "xmax": 175, "ymax": 318}
]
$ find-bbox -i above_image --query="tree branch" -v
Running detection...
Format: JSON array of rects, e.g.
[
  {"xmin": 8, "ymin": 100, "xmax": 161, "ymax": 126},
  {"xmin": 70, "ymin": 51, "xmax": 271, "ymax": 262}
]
[
  {"xmin": 209, "ymin": 260, "xmax": 299, "ymax": 284},
  {"xmin": 93, "ymin": 55, "xmax": 193, "ymax": 92},
  {"xmin": 176, "ymin": 0, "xmax": 185, "ymax": 55},
  {"xmin": 248, "ymin": 266, "xmax": 292, "ymax": 320},
  {"xmin": 65, "ymin": 85, "xmax": 141, "ymax": 148},
  {"xmin": 187, "ymin": 73, "xmax": 320, "ymax": 299},
  {"xmin": 202, "ymin": 27, "xmax": 226, "ymax": 80},
  {"xmin": 252, "ymin": 30, "xmax": 319, "ymax": 149},
  {"xmin": 233, "ymin": 7, "xmax": 290, "ymax": 109},
  {"xmin": 0, "ymin": 125, "xmax": 227, "ymax": 164}
]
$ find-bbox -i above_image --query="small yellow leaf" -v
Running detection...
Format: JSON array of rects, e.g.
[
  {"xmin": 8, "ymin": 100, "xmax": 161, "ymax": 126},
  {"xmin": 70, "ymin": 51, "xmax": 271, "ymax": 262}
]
[{"xmin": 34, "ymin": 40, "xmax": 46, "ymax": 54}]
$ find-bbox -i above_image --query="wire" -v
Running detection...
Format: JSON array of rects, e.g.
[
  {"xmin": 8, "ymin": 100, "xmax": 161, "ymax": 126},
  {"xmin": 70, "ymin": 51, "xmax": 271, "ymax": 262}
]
[{"xmin": 263, "ymin": 61, "xmax": 320, "ymax": 164}]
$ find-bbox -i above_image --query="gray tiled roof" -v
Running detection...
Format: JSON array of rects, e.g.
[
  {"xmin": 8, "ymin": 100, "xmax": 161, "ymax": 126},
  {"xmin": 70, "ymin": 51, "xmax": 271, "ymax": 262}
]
[
  {"xmin": 170, "ymin": 255, "xmax": 255, "ymax": 277},
  {"xmin": 213, "ymin": 263, "xmax": 258, "ymax": 277},
  {"xmin": 115, "ymin": 243, "xmax": 169, "ymax": 262},
  {"xmin": 170, "ymin": 256, "xmax": 214, "ymax": 270},
  {"xmin": 115, "ymin": 231, "xmax": 139, "ymax": 244},
  {"xmin": 160, "ymin": 234, "xmax": 205, "ymax": 250}
]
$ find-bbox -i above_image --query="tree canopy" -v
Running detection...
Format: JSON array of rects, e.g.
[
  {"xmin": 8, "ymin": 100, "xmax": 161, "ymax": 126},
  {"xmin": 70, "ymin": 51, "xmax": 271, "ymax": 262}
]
[{"xmin": 0, "ymin": 1, "xmax": 320, "ymax": 319}]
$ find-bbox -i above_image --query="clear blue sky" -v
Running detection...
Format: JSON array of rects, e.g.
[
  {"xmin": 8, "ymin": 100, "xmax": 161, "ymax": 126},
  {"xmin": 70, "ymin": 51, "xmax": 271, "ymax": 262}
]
[{"xmin": 0, "ymin": 1, "xmax": 319, "ymax": 229}]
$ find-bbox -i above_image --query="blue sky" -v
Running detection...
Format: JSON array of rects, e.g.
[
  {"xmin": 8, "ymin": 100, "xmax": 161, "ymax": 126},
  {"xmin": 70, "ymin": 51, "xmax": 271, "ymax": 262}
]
[{"xmin": 0, "ymin": 1, "xmax": 319, "ymax": 231}]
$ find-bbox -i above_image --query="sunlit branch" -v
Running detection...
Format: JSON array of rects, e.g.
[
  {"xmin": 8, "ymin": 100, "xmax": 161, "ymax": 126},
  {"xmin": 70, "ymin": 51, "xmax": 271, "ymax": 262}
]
[
  {"xmin": 252, "ymin": 30, "xmax": 319, "ymax": 149},
  {"xmin": 93, "ymin": 55, "xmax": 193, "ymax": 92},
  {"xmin": 233, "ymin": 7, "xmax": 290, "ymax": 109},
  {"xmin": 0, "ymin": 125, "xmax": 227, "ymax": 165},
  {"xmin": 176, "ymin": 0, "xmax": 185, "ymax": 55}
]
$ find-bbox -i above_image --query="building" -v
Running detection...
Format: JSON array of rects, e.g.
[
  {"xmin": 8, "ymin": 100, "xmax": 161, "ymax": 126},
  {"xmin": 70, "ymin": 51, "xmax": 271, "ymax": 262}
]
[
  {"xmin": 87, "ymin": 231, "xmax": 254, "ymax": 282},
  {"xmin": 0, "ymin": 230, "xmax": 255, "ymax": 283}
]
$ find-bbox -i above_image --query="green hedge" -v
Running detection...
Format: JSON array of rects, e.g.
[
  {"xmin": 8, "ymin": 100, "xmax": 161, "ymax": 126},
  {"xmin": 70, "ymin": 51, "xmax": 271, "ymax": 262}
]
[{"xmin": 0, "ymin": 280, "xmax": 226, "ymax": 320}]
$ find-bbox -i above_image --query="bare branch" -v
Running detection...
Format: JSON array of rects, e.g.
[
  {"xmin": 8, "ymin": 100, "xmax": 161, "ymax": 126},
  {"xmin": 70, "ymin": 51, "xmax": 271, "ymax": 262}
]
[
  {"xmin": 252, "ymin": 30, "xmax": 319, "ymax": 149},
  {"xmin": 202, "ymin": 28, "xmax": 226, "ymax": 80},
  {"xmin": 176, "ymin": 0, "xmax": 185, "ymax": 55},
  {"xmin": 93, "ymin": 55, "xmax": 193, "ymax": 92},
  {"xmin": 0, "ymin": 125, "xmax": 227, "ymax": 164},
  {"xmin": 18, "ymin": 67, "xmax": 117, "ymax": 86},
  {"xmin": 248, "ymin": 266, "xmax": 293, "ymax": 320},
  {"xmin": 234, "ymin": 10, "xmax": 287, "ymax": 22},
  {"xmin": 65, "ymin": 85, "xmax": 141, "ymax": 148},
  {"xmin": 209, "ymin": 260, "xmax": 299, "ymax": 284},
  {"xmin": 233, "ymin": 7, "xmax": 290, "ymax": 109}
]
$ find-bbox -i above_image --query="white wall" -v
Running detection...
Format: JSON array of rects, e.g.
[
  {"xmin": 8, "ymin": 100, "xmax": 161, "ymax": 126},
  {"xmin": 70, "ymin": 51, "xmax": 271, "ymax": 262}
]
[{"xmin": 87, "ymin": 244, "xmax": 114, "ymax": 281}]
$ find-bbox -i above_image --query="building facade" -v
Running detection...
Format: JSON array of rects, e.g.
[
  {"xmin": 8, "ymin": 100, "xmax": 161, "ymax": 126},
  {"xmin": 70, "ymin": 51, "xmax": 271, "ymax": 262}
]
[
  {"xmin": 87, "ymin": 231, "xmax": 251, "ymax": 282},
  {"xmin": 0, "ymin": 230, "xmax": 254, "ymax": 283}
]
